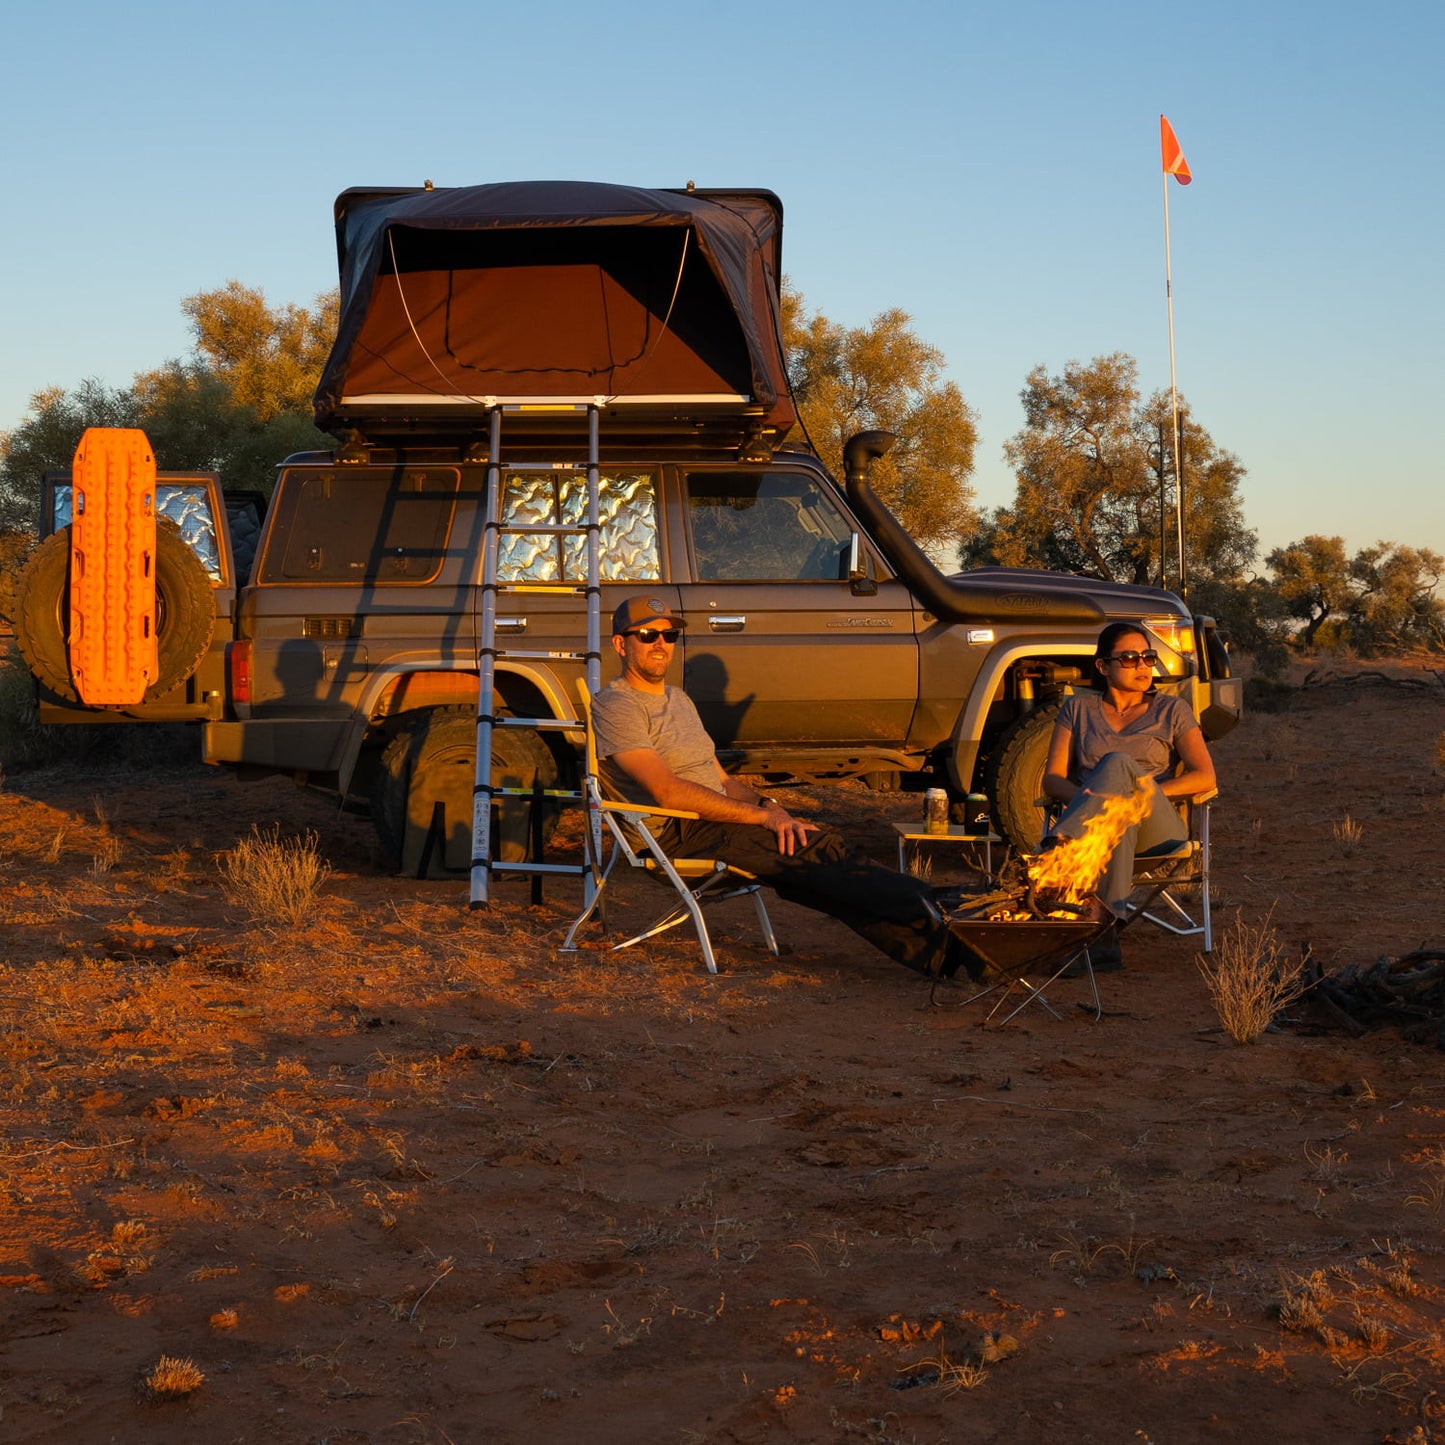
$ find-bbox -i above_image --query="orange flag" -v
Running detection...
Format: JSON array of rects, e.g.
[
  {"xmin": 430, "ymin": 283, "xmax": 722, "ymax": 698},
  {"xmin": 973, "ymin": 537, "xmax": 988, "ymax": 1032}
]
[{"xmin": 1160, "ymin": 115, "xmax": 1192, "ymax": 185}]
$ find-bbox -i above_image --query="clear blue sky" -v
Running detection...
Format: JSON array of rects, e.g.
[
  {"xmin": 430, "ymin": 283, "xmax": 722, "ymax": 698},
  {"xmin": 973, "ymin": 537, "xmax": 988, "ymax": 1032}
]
[{"xmin": 2, "ymin": 0, "xmax": 1441, "ymax": 565}]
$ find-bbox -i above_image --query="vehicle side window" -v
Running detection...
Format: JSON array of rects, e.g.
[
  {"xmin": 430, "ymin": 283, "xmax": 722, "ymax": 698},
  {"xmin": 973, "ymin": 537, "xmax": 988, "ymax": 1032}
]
[
  {"xmin": 260, "ymin": 468, "xmax": 458, "ymax": 583},
  {"xmin": 687, "ymin": 471, "xmax": 852, "ymax": 582},
  {"xmin": 497, "ymin": 470, "xmax": 660, "ymax": 583},
  {"xmin": 51, "ymin": 480, "xmax": 223, "ymax": 583}
]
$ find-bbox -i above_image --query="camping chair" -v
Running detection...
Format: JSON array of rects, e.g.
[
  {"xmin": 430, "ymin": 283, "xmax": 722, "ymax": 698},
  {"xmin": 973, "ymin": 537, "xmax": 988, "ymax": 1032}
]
[
  {"xmin": 1122, "ymin": 788, "xmax": 1216, "ymax": 952},
  {"xmin": 560, "ymin": 683, "xmax": 779, "ymax": 974}
]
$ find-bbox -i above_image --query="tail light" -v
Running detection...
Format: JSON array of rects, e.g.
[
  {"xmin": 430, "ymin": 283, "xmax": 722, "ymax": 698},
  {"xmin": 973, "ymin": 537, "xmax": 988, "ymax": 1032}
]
[{"xmin": 229, "ymin": 640, "xmax": 252, "ymax": 705}]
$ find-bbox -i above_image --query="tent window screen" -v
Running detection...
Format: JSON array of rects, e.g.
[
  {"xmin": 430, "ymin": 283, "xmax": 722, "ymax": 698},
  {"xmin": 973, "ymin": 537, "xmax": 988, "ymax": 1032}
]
[
  {"xmin": 687, "ymin": 472, "xmax": 852, "ymax": 582},
  {"xmin": 262, "ymin": 468, "xmax": 458, "ymax": 583}
]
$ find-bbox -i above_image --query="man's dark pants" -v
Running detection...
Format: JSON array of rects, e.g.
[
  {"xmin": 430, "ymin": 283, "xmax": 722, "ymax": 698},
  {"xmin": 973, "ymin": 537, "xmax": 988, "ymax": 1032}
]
[{"xmin": 663, "ymin": 817, "xmax": 976, "ymax": 978}]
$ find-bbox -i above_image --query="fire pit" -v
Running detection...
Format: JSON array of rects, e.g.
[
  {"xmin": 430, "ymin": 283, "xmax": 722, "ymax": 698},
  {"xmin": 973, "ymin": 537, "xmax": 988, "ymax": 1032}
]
[{"xmin": 935, "ymin": 882, "xmax": 1118, "ymax": 1023}]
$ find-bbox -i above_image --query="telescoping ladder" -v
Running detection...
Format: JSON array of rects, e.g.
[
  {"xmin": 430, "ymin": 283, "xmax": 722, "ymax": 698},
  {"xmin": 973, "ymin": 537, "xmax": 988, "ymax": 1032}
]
[{"xmin": 471, "ymin": 403, "xmax": 604, "ymax": 908}]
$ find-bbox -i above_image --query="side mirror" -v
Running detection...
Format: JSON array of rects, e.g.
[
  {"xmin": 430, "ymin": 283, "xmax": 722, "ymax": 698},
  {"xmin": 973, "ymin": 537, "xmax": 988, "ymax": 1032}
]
[{"xmin": 848, "ymin": 532, "xmax": 877, "ymax": 596}]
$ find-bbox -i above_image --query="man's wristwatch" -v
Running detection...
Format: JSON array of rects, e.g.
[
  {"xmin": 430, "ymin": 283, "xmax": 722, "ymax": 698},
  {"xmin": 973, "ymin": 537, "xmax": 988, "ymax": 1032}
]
[{"xmin": 758, "ymin": 796, "xmax": 778, "ymax": 809}]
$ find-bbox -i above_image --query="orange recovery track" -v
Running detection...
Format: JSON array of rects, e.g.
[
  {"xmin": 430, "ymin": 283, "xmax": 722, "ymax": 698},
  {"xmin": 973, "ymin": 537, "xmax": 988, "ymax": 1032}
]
[{"xmin": 67, "ymin": 428, "xmax": 159, "ymax": 705}]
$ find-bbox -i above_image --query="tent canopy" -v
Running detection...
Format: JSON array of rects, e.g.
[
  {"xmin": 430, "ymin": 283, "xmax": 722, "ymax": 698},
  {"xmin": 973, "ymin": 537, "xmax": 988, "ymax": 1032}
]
[{"xmin": 315, "ymin": 181, "xmax": 795, "ymax": 442}]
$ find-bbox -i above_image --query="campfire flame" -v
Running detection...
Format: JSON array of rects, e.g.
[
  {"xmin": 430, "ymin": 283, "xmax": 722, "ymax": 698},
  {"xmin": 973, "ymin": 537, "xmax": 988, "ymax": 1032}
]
[{"xmin": 1027, "ymin": 781, "xmax": 1156, "ymax": 906}]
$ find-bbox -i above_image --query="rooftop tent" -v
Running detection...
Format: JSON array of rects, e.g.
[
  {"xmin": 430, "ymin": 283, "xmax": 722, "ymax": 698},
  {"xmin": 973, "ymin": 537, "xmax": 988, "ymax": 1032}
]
[{"xmin": 315, "ymin": 180, "xmax": 796, "ymax": 442}]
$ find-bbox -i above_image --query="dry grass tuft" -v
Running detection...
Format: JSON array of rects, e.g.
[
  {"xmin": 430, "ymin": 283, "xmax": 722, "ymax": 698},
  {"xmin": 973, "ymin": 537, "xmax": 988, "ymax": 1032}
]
[
  {"xmin": 1331, "ymin": 814, "xmax": 1364, "ymax": 856},
  {"xmin": 142, "ymin": 1354, "xmax": 205, "ymax": 1399},
  {"xmin": 217, "ymin": 825, "xmax": 331, "ymax": 927},
  {"xmin": 1277, "ymin": 1269, "xmax": 1334, "ymax": 1335},
  {"xmin": 1197, "ymin": 911, "xmax": 1307, "ymax": 1043}
]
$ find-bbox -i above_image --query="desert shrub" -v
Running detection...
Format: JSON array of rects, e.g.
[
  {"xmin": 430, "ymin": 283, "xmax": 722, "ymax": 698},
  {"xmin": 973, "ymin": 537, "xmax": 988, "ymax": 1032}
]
[
  {"xmin": 1244, "ymin": 675, "xmax": 1298, "ymax": 713},
  {"xmin": 0, "ymin": 651, "xmax": 73, "ymax": 770},
  {"xmin": 217, "ymin": 824, "xmax": 331, "ymax": 927},
  {"xmin": 141, "ymin": 1354, "xmax": 204, "ymax": 1400},
  {"xmin": 0, "ymin": 650, "xmax": 202, "ymax": 774},
  {"xmin": 1197, "ymin": 911, "xmax": 1307, "ymax": 1044},
  {"xmin": 1251, "ymin": 640, "xmax": 1292, "ymax": 681}
]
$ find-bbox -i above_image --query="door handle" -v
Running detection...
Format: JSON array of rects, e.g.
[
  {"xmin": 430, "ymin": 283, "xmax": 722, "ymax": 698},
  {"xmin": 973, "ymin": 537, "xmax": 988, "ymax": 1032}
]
[
  {"xmin": 706, "ymin": 615, "xmax": 747, "ymax": 632},
  {"xmin": 495, "ymin": 616, "xmax": 527, "ymax": 634}
]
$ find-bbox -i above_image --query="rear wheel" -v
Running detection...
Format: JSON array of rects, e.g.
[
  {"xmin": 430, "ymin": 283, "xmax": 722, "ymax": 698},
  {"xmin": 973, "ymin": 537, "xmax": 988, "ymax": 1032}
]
[
  {"xmin": 371, "ymin": 706, "xmax": 561, "ymax": 879},
  {"xmin": 14, "ymin": 520, "xmax": 214, "ymax": 703},
  {"xmin": 981, "ymin": 699, "xmax": 1065, "ymax": 852}
]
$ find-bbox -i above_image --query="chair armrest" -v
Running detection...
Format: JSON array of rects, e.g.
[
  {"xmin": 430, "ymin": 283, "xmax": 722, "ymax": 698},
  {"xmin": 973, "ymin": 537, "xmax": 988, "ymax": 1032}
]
[{"xmin": 600, "ymin": 800, "xmax": 703, "ymax": 822}]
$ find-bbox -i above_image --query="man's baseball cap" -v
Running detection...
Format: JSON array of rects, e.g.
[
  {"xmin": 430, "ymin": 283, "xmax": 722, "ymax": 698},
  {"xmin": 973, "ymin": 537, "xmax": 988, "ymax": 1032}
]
[{"xmin": 611, "ymin": 594, "xmax": 686, "ymax": 635}]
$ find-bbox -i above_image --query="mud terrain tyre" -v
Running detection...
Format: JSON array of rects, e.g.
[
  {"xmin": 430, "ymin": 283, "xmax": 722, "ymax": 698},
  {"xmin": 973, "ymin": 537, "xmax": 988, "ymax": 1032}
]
[
  {"xmin": 13, "ymin": 520, "xmax": 214, "ymax": 703},
  {"xmin": 372, "ymin": 706, "xmax": 560, "ymax": 879},
  {"xmin": 983, "ymin": 699, "xmax": 1065, "ymax": 853}
]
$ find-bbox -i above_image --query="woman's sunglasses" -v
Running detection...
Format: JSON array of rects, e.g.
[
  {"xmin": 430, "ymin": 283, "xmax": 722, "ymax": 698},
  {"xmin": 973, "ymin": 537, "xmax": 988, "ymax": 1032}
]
[
  {"xmin": 626, "ymin": 628, "xmax": 681, "ymax": 644},
  {"xmin": 1105, "ymin": 649, "xmax": 1159, "ymax": 666}
]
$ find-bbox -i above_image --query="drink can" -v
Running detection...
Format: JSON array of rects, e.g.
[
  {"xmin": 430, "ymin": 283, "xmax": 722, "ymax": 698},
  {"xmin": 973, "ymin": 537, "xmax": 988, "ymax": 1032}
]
[
  {"xmin": 965, "ymin": 792, "xmax": 989, "ymax": 831},
  {"xmin": 924, "ymin": 788, "xmax": 949, "ymax": 835}
]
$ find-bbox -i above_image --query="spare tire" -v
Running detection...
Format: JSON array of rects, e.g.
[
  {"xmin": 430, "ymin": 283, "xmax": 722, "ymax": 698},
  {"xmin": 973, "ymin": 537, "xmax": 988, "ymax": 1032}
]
[
  {"xmin": 14, "ymin": 519, "xmax": 215, "ymax": 704},
  {"xmin": 372, "ymin": 706, "xmax": 561, "ymax": 879}
]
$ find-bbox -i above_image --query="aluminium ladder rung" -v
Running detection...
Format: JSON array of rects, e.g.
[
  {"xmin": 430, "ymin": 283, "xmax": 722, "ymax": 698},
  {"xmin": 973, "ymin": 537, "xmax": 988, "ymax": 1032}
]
[
  {"xmin": 491, "ymin": 522, "xmax": 591, "ymax": 537},
  {"xmin": 491, "ymin": 649, "xmax": 591, "ymax": 663},
  {"xmin": 491, "ymin": 460, "xmax": 594, "ymax": 471},
  {"xmin": 490, "ymin": 787, "xmax": 585, "ymax": 801},
  {"xmin": 491, "ymin": 716, "xmax": 584, "ymax": 732},
  {"xmin": 474, "ymin": 860, "xmax": 592, "ymax": 877},
  {"xmin": 494, "ymin": 582, "xmax": 589, "ymax": 596}
]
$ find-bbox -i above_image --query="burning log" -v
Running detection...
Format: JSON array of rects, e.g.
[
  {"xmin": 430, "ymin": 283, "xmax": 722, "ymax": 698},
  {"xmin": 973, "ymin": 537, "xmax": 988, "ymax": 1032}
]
[{"xmin": 1304, "ymin": 949, "xmax": 1445, "ymax": 1049}]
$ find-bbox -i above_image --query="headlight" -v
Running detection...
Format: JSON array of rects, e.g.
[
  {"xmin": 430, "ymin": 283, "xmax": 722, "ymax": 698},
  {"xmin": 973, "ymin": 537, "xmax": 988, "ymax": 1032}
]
[{"xmin": 1143, "ymin": 616, "xmax": 1195, "ymax": 676}]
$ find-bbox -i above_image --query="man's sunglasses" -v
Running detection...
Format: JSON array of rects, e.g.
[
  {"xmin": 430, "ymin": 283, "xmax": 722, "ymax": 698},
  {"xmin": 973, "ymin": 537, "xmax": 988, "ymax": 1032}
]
[
  {"xmin": 625, "ymin": 628, "xmax": 681, "ymax": 644},
  {"xmin": 1105, "ymin": 649, "xmax": 1159, "ymax": 666}
]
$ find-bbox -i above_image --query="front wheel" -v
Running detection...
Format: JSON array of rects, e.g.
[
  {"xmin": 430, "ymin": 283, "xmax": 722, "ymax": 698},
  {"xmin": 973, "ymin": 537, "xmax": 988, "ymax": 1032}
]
[
  {"xmin": 981, "ymin": 699, "xmax": 1065, "ymax": 852},
  {"xmin": 372, "ymin": 706, "xmax": 561, "ymax": 879}
]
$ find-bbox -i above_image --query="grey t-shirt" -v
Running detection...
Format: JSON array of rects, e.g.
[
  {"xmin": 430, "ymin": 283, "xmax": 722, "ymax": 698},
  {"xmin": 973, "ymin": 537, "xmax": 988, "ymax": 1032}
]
[
  {"xmin": 1057, "ymin": 690, "xmax": 1197, "ymax": 782},
  {"xmin": 590, "ymin": 679, "xmax": 722, "ymax": 805}
]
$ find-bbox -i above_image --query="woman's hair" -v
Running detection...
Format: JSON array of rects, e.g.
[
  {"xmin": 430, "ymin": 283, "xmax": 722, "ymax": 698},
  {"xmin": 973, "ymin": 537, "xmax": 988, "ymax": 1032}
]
[{"xmin": 1091, "ymin": 620, "xmax": 1152, "ymax": 691}]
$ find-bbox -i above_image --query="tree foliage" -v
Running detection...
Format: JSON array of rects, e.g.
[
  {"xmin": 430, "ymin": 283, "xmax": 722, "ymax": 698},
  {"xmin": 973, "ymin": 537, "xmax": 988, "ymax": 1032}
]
[
  {"xmin": 0, "ymin": 284, "xmax": 337, "ymax": 533},
  {"xmin": 964, "ymin": 352, "xmax": 1256, "ymax": 592},
  {"xmin": 1265, "ymin": 535, "xmax": 1352, "ymax": 648},
  {"xmin": 173, "ymin": 282, "xmax": 339, "ymax": 422},
  {"xmin": 1267, "ymin": 534, "xmax": 1445, "ymax": 653},
  {"xmin": 781, "ymin": 284, "xmax": 978, "ymax": 551}
]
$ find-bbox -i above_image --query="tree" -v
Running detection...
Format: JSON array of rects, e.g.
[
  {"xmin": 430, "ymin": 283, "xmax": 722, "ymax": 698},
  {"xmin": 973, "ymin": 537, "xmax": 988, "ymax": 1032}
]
[
  {"xmin": 1345, "ymin": 543, "xmax": 1445, "ymax": 651},
  {"xmin": 1265, "ymin": 535, "xmax": 1351, "ymax": 648},
  {"xmin": 965, "ymin": 353, "xmax": 1256, "ymax": 594},
  {"xmin": 1265, "ymin": 535, "xmax": 1445, "ymax": 654},
  {"xmin": 0, "ymin": 380, "xmax": 139, "ymax": 531},
  {"xmin": 175, "ymin": 281, "xmax": 339, "ymax": 422},
  {"xmin": 0, "ymin": 284, "xmax": 337, "ymax": 530},
  {"xmin": 782, "ymin": 284, "xmax": 978, "ymax": 552}
]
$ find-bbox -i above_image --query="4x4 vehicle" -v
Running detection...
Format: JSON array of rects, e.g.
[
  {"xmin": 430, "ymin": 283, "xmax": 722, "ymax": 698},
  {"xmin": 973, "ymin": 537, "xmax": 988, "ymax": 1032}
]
[{"xmin": 13, "ymin": 181, "xmax": 1241, "ymax": 875}]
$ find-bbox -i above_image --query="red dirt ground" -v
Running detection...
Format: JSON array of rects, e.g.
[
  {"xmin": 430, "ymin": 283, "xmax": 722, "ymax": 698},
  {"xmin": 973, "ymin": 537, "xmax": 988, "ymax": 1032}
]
[{"xmin": 1, "ymin": 658, "xmax": 1443, "ymax": 1444}]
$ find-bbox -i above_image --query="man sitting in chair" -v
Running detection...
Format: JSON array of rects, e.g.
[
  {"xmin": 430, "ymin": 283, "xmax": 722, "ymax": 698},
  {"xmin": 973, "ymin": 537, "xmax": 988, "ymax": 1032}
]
[{"xmin": 591, "ymin": 595, "xmax": 984, "ymax": 982}]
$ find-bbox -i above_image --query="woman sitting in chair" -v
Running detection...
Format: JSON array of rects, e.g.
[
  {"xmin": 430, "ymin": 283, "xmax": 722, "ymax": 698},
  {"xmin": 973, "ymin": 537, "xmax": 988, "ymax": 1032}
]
[{"xmin": 1042, "ymin": 620, "xmax": 1217, "ymax": 966}]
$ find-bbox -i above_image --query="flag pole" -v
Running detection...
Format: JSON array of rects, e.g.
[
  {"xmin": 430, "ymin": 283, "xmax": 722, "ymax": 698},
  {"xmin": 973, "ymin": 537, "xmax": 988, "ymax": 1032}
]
[
  {"xmin": 1163, "ymin": 170, "xmax": 1186, "ymax": 598},
  {"xmin": 1159, "ymin": 114, "xmax": 1192, "ymax": 600}
]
